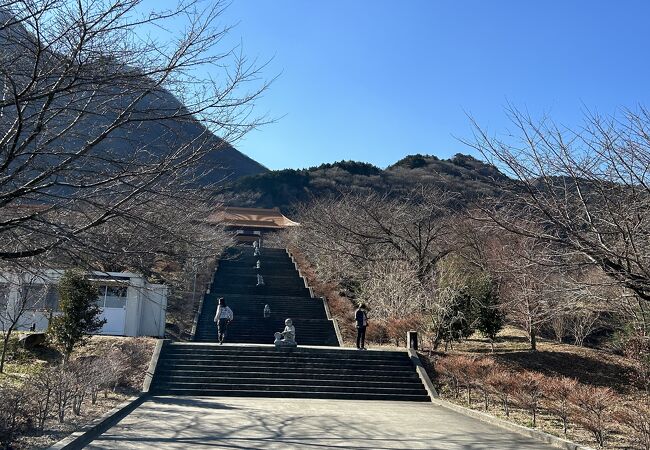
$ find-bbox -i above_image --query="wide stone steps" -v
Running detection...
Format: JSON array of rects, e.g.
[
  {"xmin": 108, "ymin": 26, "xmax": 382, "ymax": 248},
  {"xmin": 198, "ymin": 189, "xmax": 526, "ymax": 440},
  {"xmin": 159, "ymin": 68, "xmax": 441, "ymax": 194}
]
[
  {"xmin": 220, "ymin": 255, "xmax": 293, "ymax": 264},
  {"xmin": 200, "ymin": 310, "xmax": 327, "ymax": 320},
  {"xmin": 193, "ymin": 336, "xmax": 338, "ymax": 346},
  {"xmin": 214, "ymin": 270, "xmax": 305, "ymax": 287},
  {"xmin": 155, "ymin": 371, "xmax": 420, "ymax": 382},
  {"xmin": 194, "ymin": 334, "xmax": 338, "ymax": 346},
  {"xmin": 151, "ymin": 343, "xmax": 430, "ymax": 401},
  {"xmin": 219, "ymin": 263, "xmax": 295, "ymax": 271},
  {"xmin": 218, "ymin": 260, "xmax": 296, "ymax": 269},
  {"xmin": 159, "ymin": 346, "xmax": 408, "ymax": 358},
  {"xmin": 201, "ymin": 301, "xmax": 326, "ymax": 313},
  {"xmin": 151, "ymin": 389, "xmax": 428, "ymax": 401},
  {"xmin": 223, "ymin": 248, "xmax": 288, "ymax": 257},
  {"xmin": 158, "ymin": 358, "xmax": 413, "ymax": 370},
  {"xmin": 153, "ymin": 382, "xmax": 426, "ymax": 396},
  {"xmin": 212, "ymin": 285, "xmax": 311, "ymax": 296},
  {"xmin": 203, "ymin": 293, "xmax": 320, "ymax": 304},
  {"xmin": 156, "ymin": 379, "xmax": 424, "ymax": 392},
  {"xmin": 195, "ymin": 317, "xmax": 338, "ymax": 345}
]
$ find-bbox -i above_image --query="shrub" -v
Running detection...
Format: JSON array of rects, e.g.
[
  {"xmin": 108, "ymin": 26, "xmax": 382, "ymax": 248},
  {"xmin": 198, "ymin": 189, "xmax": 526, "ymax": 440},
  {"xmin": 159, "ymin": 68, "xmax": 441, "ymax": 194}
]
[
  {"xmin": 570, "ymin": 385, "xmax": 617, "ymax": 448},
  {"xmin": 542, "ymin": 376, "xmax": 578, "ymax": 436},
  {"xmin": 0, "ymin": 383, "xmax": 30, "ymax": 447},
  {"xmin": 512, "ymin": 371, "xmax": 546, "ymax": 427},
  {"xmin": 623, "ymin": 335, "xmax": 650, "ymax": 395},
  {"xmin": 470, "ymin": 357, "xmax": 496, "ymax": 411},
  {"xmin": 445, "ymin": 355, "xmax": 478, "ymax": 406},
  {"xmin": 485, "ymin": 369, "xmax": 517, "ymax": 417},
  {"xmin": 435, "ymin": 356, "xmax": 461, "ymax": 398},
  {"xmin": 615, "ymin": 402, "xmax": 650, "ymax": 450},
  {"xmin": 385, "ymin": 316, "xmax": 423, "ymax": 347}
]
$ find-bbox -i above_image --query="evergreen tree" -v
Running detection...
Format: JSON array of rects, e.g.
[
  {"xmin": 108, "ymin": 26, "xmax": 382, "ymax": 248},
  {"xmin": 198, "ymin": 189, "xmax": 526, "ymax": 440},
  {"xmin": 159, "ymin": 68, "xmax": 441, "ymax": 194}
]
[
  {"xmin": 49, "ymin": 270, "xmax": 105, "ymax": 361},
  {"xmin": 472, "ymin": 275, "xmax": 504, "ymax": 352}
]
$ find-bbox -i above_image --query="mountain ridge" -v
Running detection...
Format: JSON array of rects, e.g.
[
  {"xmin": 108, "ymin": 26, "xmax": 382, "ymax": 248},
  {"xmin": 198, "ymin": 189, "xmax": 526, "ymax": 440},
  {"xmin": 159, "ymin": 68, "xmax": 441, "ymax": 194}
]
[{"xmin": 218, "ymin": 153, "xmax": 509, "ymax": 212}]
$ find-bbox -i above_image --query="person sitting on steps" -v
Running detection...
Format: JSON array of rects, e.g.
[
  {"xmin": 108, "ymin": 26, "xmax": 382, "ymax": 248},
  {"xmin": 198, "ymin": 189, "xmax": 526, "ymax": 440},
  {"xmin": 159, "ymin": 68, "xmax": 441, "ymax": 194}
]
[
  {"xmin": 257, "ymin": 273, "xmax": 265, "ymax": 286},
  {"xmin": 213, "ymin": 297, "xmax": 233, "ymax": 344},
  {"xmin": 264, "ymin": 304, "xmax": 271, "ymax": 318}
]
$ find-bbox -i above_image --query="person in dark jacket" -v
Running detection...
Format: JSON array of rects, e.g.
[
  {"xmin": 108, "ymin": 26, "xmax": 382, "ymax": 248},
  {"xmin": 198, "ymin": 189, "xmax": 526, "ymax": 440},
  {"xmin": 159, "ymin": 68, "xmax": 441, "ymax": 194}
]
[{"xmin": 355, "ymin": 303, "xmax": 368, "ymax": 350}]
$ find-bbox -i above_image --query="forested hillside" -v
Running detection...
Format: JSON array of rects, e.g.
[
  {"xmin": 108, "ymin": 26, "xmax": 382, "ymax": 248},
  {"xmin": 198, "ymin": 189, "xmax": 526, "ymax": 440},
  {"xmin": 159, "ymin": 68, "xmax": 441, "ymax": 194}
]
[{"xmin": 219, "ymin": 153, "xmax": 512, "ymax": 211}]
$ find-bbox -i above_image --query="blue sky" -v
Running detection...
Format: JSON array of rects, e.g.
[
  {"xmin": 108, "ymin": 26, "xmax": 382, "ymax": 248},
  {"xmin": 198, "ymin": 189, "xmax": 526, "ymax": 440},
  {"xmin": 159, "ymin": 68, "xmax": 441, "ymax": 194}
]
[{"xmin": 162, "ymin": 1, "xmax": 650, "ymax": 170}]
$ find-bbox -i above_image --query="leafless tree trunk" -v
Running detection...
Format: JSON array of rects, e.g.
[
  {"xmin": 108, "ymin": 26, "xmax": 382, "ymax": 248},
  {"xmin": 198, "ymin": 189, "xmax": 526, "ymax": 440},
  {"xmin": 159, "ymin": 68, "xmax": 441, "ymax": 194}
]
[
  {"xmin": 0, "ymin": 265, "xmax": 48, "ymax": 372},
  {"xmin": 0, "ymin": 0, "xmax": 269, "ymax": 263}
]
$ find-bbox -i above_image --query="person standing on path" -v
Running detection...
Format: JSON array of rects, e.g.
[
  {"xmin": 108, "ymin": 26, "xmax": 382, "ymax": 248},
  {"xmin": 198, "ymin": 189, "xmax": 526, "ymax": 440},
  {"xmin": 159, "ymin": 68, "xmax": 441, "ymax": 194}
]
[
  {"xmin": 214, "ymin": 297, "xmax": 234, "ymax": 344},
  {"xmin": 355, "ymin": 303, "xmax": 368, "ymax": 350}
]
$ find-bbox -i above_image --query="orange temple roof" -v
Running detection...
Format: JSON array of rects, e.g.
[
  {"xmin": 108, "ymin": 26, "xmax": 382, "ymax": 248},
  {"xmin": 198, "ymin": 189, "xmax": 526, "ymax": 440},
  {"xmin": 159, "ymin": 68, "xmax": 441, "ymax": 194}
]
[{"xmin": 208, "ymin": 207, "xmax": 300, "ymax": 229}]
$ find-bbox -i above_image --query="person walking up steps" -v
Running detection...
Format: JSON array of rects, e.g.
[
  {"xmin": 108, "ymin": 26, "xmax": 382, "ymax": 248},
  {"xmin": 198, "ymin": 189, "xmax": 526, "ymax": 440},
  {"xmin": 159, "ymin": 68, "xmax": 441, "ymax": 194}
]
[
  {"xmin": 355, "ymin": 303, "xmax": 368, "ymax": 350},
  {"xmin": 214, "ymin": 297, "xmax": 233, "ymax": 344}
]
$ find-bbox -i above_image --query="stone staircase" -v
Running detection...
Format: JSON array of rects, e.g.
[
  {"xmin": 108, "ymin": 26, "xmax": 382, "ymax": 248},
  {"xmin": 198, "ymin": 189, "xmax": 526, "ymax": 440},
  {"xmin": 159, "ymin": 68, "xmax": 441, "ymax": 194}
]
[
  {"xmin": 150, "ymin": 343, "xmax": 430, "ymax": 401},
  {"xmin": 151, "ymin": 245, "xmax": 431, "ymax": 402},
  {"xmin": 193, "ymin": 246, "xmax": 339, "ymax": 346}
]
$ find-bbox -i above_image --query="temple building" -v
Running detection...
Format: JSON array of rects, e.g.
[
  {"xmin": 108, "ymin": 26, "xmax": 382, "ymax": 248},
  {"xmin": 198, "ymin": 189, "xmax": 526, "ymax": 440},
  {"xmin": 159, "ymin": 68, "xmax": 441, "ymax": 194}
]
[{"xmin": 208, "ymin": 206, "xmax": 299, "ymax": 243}]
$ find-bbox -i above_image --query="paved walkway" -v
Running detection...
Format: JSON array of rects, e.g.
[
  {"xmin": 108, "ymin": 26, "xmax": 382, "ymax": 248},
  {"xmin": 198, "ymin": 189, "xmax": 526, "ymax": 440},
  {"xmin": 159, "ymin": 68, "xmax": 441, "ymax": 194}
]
[{"xmin": 86, "ymin": 396, "xmax": 556, "ymax": 449}]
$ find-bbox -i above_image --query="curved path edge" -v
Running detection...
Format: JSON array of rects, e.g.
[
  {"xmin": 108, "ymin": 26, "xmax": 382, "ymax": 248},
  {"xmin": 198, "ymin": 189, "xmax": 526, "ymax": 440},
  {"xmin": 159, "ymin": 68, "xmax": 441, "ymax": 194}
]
[{"xmin": 428, "ymin": 397, "xmax": 594, "ymax": 450}]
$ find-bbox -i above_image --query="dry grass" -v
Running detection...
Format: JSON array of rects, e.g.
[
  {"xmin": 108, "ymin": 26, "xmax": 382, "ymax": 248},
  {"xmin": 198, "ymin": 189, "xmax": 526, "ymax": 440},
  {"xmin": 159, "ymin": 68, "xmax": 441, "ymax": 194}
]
[
  {"xmin": 422, "ymin": 327, "xmax": 645, "ymax": 449},
  {"xmin": 1, "ymin": 334, "xmax": 156, "ymax": 449},
  {"xmin": 14, "ymin": 394, "xmax": 127, "ymax": 450}
]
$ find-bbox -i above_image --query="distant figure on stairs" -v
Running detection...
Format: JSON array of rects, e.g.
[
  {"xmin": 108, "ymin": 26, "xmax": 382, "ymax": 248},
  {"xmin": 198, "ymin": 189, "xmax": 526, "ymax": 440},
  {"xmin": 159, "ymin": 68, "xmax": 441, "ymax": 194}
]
[
  {"xmin": 274, "ymin": 318, "xmax": 297, "ymax": 347},
  {"xmin": 214, "ymin": 297, "xmax": 234, "ymax": 344},
  {"xmin": 257, "ymin": 274, "xmax": 265, "ymax": 286},
  {"xmin": 255, "ymin": 260, "xmax": 261, "ymax": 271},
  {"xmin": 253, "ymin": 241, "xmax": 261, "ymax": 257},
  {"xmin": 264, "ymin": 304, "xmax": 271, "ymax": 318},
  {"xmin": 355, "ymin": 303, "xmax": 368, "ymax": 350}
]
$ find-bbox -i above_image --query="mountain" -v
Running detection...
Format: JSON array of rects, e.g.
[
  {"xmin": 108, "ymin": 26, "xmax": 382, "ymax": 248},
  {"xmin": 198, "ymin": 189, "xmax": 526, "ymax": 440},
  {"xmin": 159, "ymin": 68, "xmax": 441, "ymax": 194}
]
[
  {"xmin": 218, "ymin": 153, "xmax": 511, "ymax": 212},
  {"xmin": 0, "ymin": 10, "xmax": 268, "ymax": 190}
]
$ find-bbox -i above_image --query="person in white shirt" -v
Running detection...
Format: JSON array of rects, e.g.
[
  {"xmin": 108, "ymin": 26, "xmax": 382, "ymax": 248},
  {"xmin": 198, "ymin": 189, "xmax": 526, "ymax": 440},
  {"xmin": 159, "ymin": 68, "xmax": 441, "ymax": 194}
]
[{"xmin": 213, "ymin": 297, "xmax": 234, "ymax": 344}]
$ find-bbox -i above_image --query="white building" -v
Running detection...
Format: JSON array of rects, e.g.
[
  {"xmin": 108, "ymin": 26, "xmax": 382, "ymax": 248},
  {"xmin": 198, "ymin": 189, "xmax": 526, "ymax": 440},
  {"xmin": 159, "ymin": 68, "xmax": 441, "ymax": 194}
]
[{"xmin": 0, "ymin": 270, "xmax": 167, "ymax": 337}]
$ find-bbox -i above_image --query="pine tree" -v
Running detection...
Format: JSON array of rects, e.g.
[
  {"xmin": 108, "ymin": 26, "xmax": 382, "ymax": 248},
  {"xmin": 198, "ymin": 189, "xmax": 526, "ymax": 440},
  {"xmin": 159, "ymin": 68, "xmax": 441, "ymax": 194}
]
[
  {"xmin": 49, "ymin": 270, "xmax": 105, "ymax": 361},
  {"xmin": 472, "ymin": 275, "xmax": 504, "ymax": 352}
]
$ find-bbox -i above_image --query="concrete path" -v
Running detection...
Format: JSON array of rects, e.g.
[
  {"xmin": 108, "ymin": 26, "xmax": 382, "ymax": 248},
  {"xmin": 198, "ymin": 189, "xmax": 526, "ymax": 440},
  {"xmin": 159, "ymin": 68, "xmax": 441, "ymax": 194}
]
[{"xmin": 86, "ymin": 396, "xmax": 557, "ymax": 449}]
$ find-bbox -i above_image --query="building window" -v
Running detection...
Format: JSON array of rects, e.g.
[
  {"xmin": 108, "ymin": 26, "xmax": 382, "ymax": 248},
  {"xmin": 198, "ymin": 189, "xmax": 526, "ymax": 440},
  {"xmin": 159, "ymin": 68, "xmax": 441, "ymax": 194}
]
[
  {"xmin": 20, "ymin": 284, "xmax": 47, "ymax": 310},
  {"xmin": 18, "ymin": 284, "xmax": 59, "ymax": 311},
  {"xmin": 97, "ymin": 285, "xmax": 127, "ymax": 308},
  {"xmin": 44, "ymin": 285, "xmax": 60, "ymax": 311}
]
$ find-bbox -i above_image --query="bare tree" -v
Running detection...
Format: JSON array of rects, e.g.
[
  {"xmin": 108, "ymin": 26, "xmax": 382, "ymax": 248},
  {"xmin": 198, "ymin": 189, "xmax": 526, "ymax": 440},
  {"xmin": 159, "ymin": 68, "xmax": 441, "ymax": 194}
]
[
  {"xmin": 490, "ymin": 235, "xmax": 559, "ymax": 351},
  {"xmin": 467, "ymin": 107, "xmax": 650, "ymax": 303},
  {"xmin": 294, "ymin": 188, "xmax": 457, "ymax": 283},
  {"xmin": 0, "ymin": 0, "xmax": 269, "ymax": 262},
  {"xmin": 0, "ymin": 264, "xmax": 49, "ymax": 372}
]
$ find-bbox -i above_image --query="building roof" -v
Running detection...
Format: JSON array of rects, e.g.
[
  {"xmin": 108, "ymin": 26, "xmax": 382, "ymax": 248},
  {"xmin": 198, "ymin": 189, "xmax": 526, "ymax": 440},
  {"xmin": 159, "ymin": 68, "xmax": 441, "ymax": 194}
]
[{"xmin": 208, "ymin": 207, "xmax": 300, "ymax": 229}]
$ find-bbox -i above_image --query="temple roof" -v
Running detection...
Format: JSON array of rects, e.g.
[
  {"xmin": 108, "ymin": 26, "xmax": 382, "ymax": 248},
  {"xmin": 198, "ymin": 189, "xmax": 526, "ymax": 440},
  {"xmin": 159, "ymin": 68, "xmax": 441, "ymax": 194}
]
[{"xmin": 208, "ymin": 207, "xmax": 300, "ymax": 229}]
